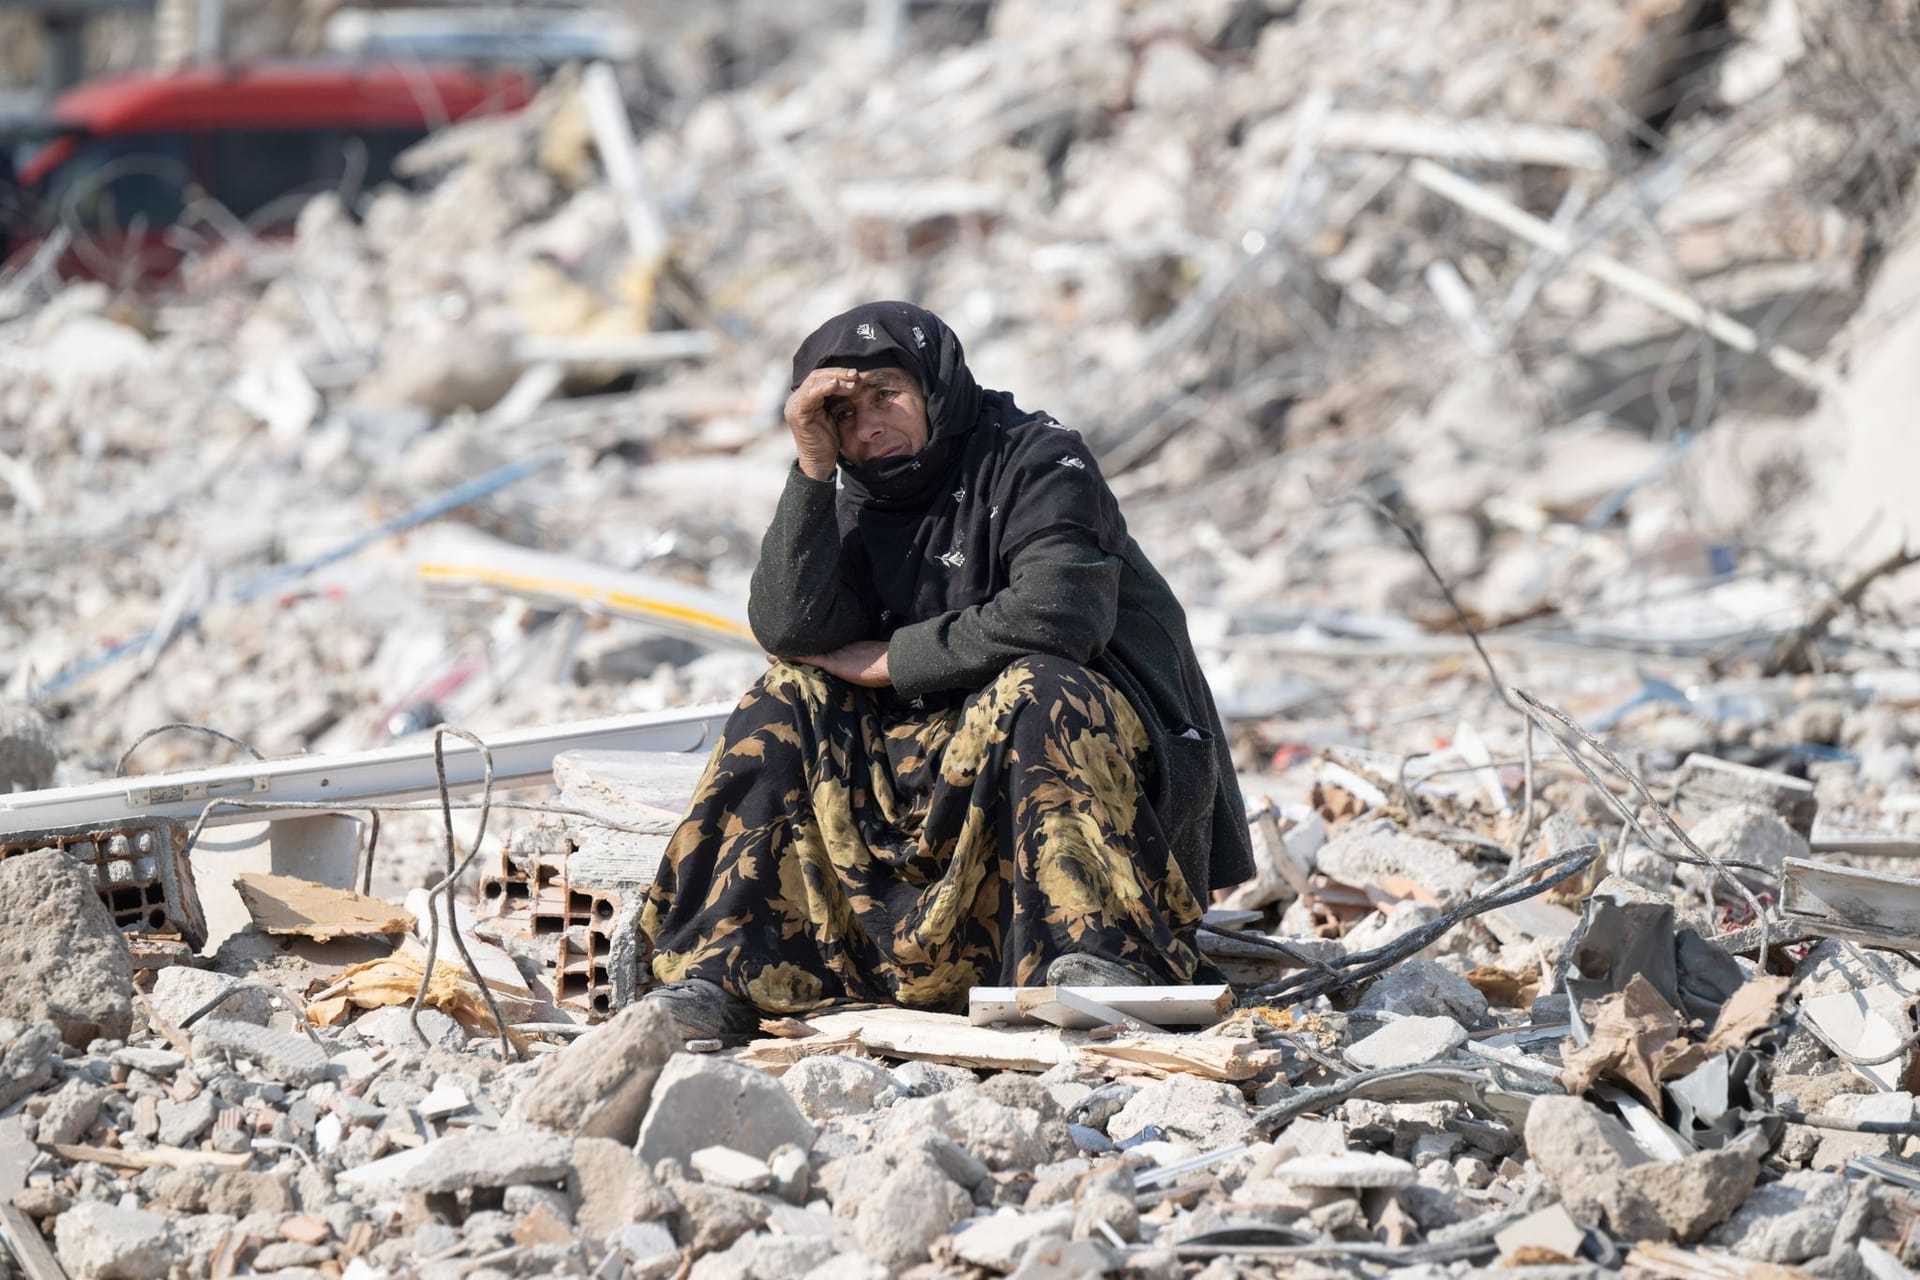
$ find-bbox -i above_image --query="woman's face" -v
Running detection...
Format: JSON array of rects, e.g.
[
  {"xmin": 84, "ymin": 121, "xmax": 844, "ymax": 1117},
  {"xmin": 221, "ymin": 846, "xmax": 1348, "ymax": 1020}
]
[{"xmin": 826, "ymin": 368, "xmax": 930, "ymax": 464}]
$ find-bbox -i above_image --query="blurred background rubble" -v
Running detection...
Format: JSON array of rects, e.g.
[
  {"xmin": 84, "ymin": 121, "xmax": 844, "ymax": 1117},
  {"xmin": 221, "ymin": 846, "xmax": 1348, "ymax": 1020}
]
[{"xmin": 3, "ymin": 0, "xmax": 1917, "ymax": 853}]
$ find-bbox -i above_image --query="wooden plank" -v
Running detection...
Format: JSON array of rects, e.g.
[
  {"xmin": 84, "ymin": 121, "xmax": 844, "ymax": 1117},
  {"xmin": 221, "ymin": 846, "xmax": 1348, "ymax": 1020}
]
[
  {"xmin": 803, "ymin": 1007, "xmax": 1068, "ymax": 1071},
  {"xmin": 1407, "ymin": 160, "xmax": 1826, "ymax": 390},
  {"xmin": 1624, "ymin": 1242, "xmax": 1818, "ymax": 1279},
  {"xmin": 0, "ymin": 1203, "xmax": 70, "ymax": 1280},
  {"xmin": 43, "ymin": 1143, "xmax": 251, "ymax": 1172},
  {"xmin": 235, "ymin": 873, "xmax": 413, "ymax": 940},
  {"xmin": 968, "ymin": 985, "xmax": 1231, "ymax": 1027},
  {"xmin": 1015, "ymin": 988, "xmax": 1163, "ymax": 1035},
  {"xmin": 1079, "ymin": 1038, "xmax": 1274, "ymax": 1082},
  {"xmin": 744, "ymin": 1005, "xmax": 1273, "ymax": 1082},
  {"xmin": 1780, "ymin": 857, "xmax": 1920, "ymax": 950}
]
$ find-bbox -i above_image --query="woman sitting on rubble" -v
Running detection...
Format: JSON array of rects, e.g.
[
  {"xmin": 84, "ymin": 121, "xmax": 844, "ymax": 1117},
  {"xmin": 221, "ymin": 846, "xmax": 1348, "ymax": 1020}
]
[{"xmin": 638, "ymin": 301, "xmax": 1251, "ymax": 1040}]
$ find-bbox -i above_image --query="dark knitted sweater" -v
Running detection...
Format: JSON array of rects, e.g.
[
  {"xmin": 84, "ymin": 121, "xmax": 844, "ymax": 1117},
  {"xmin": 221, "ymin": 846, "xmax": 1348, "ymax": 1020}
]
[{"xmin": 749, "ymin": 465, "xmax": 1253, "ymax": 895}]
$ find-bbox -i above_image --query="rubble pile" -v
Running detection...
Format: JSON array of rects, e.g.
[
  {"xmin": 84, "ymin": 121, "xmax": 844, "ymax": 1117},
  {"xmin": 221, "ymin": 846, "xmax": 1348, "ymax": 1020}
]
[
  {"xmin": 3, "ymin": 0, "xmax": 1920, "ymax": 1275},
  {"xmin": 3, "ymin": 745, "xmax": 1920, "ymax": 1278}
]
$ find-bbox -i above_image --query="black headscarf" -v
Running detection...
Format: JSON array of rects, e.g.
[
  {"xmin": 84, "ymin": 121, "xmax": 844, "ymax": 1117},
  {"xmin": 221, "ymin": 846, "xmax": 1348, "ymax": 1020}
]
[{"xmin": 789, "ymin": 301, "xmax": 1128, "ymax": 632}]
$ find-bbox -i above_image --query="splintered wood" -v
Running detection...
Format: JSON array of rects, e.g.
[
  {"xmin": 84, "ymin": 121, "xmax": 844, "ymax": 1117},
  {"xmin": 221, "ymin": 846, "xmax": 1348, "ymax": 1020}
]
[
  {"xmin": 737, "ymin": 1004, "xmax": 1273, "ymax": 1081},
  {"xmin": 967, "ymin": 984, "xmax": 1233, "ymax": 1029}
]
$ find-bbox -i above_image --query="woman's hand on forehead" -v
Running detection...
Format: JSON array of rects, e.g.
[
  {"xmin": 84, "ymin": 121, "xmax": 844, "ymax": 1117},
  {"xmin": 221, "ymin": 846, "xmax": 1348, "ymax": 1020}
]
[{"xmin": 784, "ymin": 366, "xmax": 863, "ymax": 481}]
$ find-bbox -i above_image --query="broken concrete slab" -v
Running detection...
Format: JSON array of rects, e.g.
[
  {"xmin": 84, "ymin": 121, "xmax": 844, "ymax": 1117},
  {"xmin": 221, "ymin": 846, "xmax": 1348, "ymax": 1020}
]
[
  {"xmin": 506, "ymin": 1000, "xmax": 678, "ymax": 1142},
  {"xmin": 951, "ymin": 1208, "xmax": 1076, "ymax": 1271},
  {"xmin": 1105, "ymin": 1076, "xmax": 1255, "ymax": 1150},
  {"xmin": 691, "ymin": 1145, "xmax": 772, "ymax": 1192},
  {"xmin": 1315, "ymin": 821, "xmax": 1480, "ymax": 902},
  {"xmin": 1271, "ymin": 1151, "xmax": 1417, "ymax": 1188},
  {"xmin": 1345, "ymin": 1015, "xmax": 1467, "ymax": 1069},
  {"xmin": 351, "ymin": 1004, "xmax": 469, "ymax": 1053},
  {"xmin": 1702, "ymin": 1169, "xmax": 1850, "ymax": 1263},
  {"xmin": 336, "ymin": 1127, "xmax": 573, "ymax": 1198},
  {"xmin": 0, "ymin": 848, "xmax": 133, "ymax": 1046},
  {"xmin": 148, "ymin": 966, "xmax": 274, "ymax": 1028},
  {"xmin": 1809, "ymin": 1091, "xmax": 1913, "ymax": 1169},
  {"xmin": 192, "ymin": 1019, "xmax": 333, "ymax": 1086},
  {"xmin": 1354, "ymin": 959, "xmax": 1490, "ymax": 1024},
  {"xmin": 636, "ymin": 1053, "xmax": 814, "ymax": 1169}
]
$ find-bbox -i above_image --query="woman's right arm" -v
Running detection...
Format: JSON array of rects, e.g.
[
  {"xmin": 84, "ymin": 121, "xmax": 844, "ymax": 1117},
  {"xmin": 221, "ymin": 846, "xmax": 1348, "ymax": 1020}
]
[
  {"xmin": 748, "ymin": 471, "xmax": 877, "ymax": 657},
  {"xmin": 751, "ymin": 366, "xmax": 879, "ymax": 655}
]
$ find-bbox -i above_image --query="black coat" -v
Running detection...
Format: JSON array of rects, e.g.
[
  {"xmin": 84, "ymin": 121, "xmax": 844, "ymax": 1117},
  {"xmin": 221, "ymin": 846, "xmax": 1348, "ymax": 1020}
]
[{"xmin": 752, "ymin": 301, "xmax": 1253, "ymax": 896}]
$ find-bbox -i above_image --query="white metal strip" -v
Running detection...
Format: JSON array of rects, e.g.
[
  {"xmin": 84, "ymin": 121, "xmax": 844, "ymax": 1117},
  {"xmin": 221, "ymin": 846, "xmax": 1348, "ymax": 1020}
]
[{"xmin": 0, "ymin": 704, "xmax": 733, "ymax": 834}]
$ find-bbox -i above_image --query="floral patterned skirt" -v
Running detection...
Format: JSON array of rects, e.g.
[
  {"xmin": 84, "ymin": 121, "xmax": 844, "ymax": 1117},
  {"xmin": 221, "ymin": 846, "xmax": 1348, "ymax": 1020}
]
[{"xmin": 638, "ymin": 654, "xmax": 1205, "ymax": 1014}]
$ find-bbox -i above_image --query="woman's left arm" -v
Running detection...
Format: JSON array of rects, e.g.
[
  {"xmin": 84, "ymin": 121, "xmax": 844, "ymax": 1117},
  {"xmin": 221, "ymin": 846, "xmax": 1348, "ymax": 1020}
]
[{"xmin": 886, "ymin": 528, "xmax": 1121, "ymax": 699}]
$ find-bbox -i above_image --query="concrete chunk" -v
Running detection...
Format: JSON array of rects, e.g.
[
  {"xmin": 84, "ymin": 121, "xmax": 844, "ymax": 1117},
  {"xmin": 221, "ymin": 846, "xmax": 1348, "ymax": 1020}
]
[
  {"xmin": 0, "ymin": 1020, "xmax": 59, "ymax": 1112},
  {"xmin": 876, "ymin": 1090, "xmax": 1055, "ymax": 1171},
  {"xmin": 852, "ymin": 1158, "xmax": 970, "ymax": 1269},
  {"xmin": 1524, "ymin": 1094, "xmax": 1760, "ymax": 1242},
  {"xmin": 1315, "ymin": 822, "xmax": 1479, "ymax": 902},
  {"xmin": 1105, "ymin": 1076, "xmax": 1254, "ymax": 1149},
  {"xmin": 780, "ymin": 1054, "xmax": 899, "ymax": 1122},
  {"xmin": 1345, "ymin": 1015, "xmax": 1467, "ymax": 1069},
  {"xmin": 508, "ymin": 1001, "xmax": 679, "ymax": 1143},
  {"xmin": 54, "ymin": 1200, "xmax": 175, "ymax": 1280},
  {"xmin": 192, "ymin": 1019, "xmax": 332, "ymax": 1086},
  {"xmin": 952, "ymin": 1209, "xmax": 1075, "ymax": 1272},
  {"xmin": 618, "ymin": 1221, "xmax": 681, "ymax": 1280},
  {"xmin": 1355, "ymin": 959, "xmax": 1490, "ymax": 1023},
  {"xmin": 569, "ymin": 1135, "xmax": 679, "ymax": 1242},
  {"xmin": 148, "ymin": 966, "xmax": 274, "ymax": 1028},
  {"xmin": 336, "ymin": 1127, "xmax": 573, "ymax": 1197},
  {"xmin": 691, "ymin": 1145, "xmax": 772, "ymax": 1192},
  {"xmin": 636, "ymin": 1053, "xmax": 814, "ymax": 1169},
  {"xmin": 1272, "ymin": 1151, "xmax": 1417, "ymax": 1188},
  {"xmin": 687, "ymin": 1232, "xmax": 837, "ymax": 1280},
  {"xmin": 156, "ymin": 1094, "xmax": 217, "ymax": 1148},
  {"xmin": 38, "ymin": 1077, "xmax": 104, "ymax": 1145},
  {"xmin": 0, "ymin": 848, "xmax": 133, "ymax": 1047}
]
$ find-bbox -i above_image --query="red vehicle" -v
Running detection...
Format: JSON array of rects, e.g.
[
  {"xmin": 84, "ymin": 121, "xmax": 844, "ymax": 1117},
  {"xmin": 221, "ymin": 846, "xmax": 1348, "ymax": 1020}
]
[{"xmin": 7, "ymin": 61, "xmax": 532, "ymax": 281}]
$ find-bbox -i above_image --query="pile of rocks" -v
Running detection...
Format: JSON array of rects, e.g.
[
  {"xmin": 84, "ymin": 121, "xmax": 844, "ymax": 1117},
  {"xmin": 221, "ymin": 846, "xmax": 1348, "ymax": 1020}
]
[{"xmin": 5, "ymin": 726, "xmax": 1920, "ymax": 1279}]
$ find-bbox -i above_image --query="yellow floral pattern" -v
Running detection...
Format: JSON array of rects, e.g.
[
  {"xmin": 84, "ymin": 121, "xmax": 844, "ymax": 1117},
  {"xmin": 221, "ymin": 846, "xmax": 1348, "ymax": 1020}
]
[{"xmin": 640, "ymin": 657, "xmax": 1202, "ymax": 1012}]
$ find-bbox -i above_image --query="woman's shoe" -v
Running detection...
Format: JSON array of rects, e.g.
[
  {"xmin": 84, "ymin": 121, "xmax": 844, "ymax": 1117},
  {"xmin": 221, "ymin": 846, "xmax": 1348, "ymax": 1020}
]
[
  {"xmin": 640, "ymin": 979, "xmax": 760, "ymax": 1042},
  {"xmin": 1044, "ymin": 953, "xmax": 1152, "ymax": 988}
]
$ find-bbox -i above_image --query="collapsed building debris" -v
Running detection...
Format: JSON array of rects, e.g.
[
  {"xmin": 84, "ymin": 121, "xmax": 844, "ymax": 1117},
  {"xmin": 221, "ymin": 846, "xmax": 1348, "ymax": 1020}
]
[{"xmin": 3, "ymin": 0, "xmax": 1920, "ymax": 1275}]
